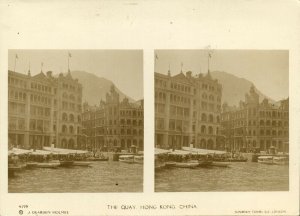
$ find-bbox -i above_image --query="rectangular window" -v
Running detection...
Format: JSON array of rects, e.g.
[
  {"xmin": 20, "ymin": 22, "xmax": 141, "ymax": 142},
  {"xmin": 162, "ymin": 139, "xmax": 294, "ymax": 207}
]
[{"xmin": 169, "ymin": 119, "xmax": 175, "ymax": 130}]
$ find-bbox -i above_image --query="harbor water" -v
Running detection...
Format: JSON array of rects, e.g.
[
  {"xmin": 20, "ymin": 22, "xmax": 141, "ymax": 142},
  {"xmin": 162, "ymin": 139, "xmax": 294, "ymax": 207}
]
[
  {"xmin": 155, "ymin": 161, "xmax": 289, "ymax": 192},
  {"xmin": 9, "ymin": 160, "xmax": 143, "ymax": 193}
]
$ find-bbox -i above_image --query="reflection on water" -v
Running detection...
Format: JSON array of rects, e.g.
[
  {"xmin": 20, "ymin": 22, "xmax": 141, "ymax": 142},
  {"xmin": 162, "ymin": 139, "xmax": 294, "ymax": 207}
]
[
  {"xmin": 9, "ymin": 161, "xmax": 143, "ymax": 193},
  {"xmin": 155, "ymin": 161, "xmax": 289, "ymax": 192}
]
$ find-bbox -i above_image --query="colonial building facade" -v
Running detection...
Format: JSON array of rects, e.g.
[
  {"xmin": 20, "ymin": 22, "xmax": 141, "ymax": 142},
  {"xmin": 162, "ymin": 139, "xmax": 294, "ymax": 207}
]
[
  {"xmin": 81, "ymin": 85, "xmax": 144, "ymax": 152},
  {"xmin": 8, "ymin": 70, "xmax": 82, "ymax": 150},
  {"xmin": 220, "ymin": 85, "xmax": 289, "ymax": 152},
  {"xmin": 155, "ymin": 70, "xmax": 222, "ymax": 150}
]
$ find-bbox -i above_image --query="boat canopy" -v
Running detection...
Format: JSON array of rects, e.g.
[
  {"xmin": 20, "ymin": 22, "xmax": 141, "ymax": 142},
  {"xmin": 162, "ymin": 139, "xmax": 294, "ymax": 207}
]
[
  {"xmin": 258, "ymin": 156, "xmax": 273, "ymax": 159},
  {"xmin": 119, "ymin": 155, "xmax": 134, "ymax": 158},
  {"xmin": 31, "ymin": 149, "xmax": 55, "ymax": 155},
  {"xmin": 8, "ymin": 148, "xmax": 33, "ymax": 155},
  {"xmin": 182, "ymin": 147, "xmax": 226, "ymax": 155},
  {"xmin": 168, "ymin": 150, "xmax": 197, "ymax": 155},
  {"xmin": 43, "ymin": 147, "xmax": 88, "ymax": 154},
  {"xmin": 155, "ymin": 148, "xmax": 171, "ymax": 155}
]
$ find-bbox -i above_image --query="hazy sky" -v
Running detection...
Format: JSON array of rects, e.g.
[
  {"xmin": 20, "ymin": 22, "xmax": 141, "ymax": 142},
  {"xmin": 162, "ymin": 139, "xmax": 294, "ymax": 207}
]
[
  {"xmin": 8, "ymin": 50, "xmax": 143, "ymax": 100},
  {"xmin": 155, "ymin": 50, "xmax": 289, "ymax": 101}
]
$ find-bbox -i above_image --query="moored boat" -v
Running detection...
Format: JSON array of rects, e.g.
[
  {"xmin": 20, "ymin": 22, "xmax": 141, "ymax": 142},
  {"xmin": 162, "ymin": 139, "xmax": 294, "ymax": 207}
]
[
  {"xmin": 119, "ymin": 155, "xmax": 134, "ymax": 163},
  {"xmin": 257, "ymin": 156, "xmax": 274, "ymax": 165},
  {"xmin": 228, "ymin": 158, "xmax": 248, "ymax": 162},
  {"xmin": 26, "ymin": 162, "xmax": 38, "ymax": 168},
  {"xmin": 86, "ymin": 156, "xmax": 109, "ymax": 161},
  {"xmin": 134, "ymin": 155, "xmax": 144, "ymax": 164},
  {"xmin": 36, "ymin": 162, "xmax": 60, "ymax": 168},
  {"xmin": 211, "ymin": 161, "xmax": 231, "ymax": 167},
  {"xmin": 165, "ymin": 161, "xmax": 176, "ymax": 168},
  {"xmin": 59, "ymin": 160, "xmax": 74, "ymax": 167},
  {"xmin": 174, "ymin": 162, "xmax": 199, "ymax": 169},
  {"xmin": 198, "ymin": 159, "xmax": 213, "ymax": 167},
  {"xmin": 8, "ymin": 165, "xmax": 22, "ymax": 177},
  {"xmin": 273, "ymin": 156, "xmax": 288, "ymax": 165},
  {"xmin": 73, "ymin": 161, "xmax": 92, "ymax": 167}
]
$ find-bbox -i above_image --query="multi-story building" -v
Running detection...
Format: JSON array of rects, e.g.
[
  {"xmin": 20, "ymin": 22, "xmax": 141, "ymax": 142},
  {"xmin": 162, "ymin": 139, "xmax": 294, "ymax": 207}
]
[
  {"xmin": 8, "ymin": 69, "xmax": 82, "ymax": 150},
  {"xmin": 220, "ymin": 85, "xmax": 289, "ymax": 152},
  {"xmin": 155, "ymin": 70, "xmax": 222, "ymax": 150},
  {"xmin": 81, "ymin": 85, "xmax": 144, "ymax": 152},
  {"xmin": 55, "ymin": 72, "xmax": 83, "ymax": 149}
]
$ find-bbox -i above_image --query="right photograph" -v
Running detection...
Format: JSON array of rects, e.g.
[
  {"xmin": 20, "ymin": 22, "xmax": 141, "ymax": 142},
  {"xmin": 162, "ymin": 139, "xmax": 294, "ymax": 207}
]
[{"xmin": 154, "ymin": 50, "xmax": 289, "ymax": 192}]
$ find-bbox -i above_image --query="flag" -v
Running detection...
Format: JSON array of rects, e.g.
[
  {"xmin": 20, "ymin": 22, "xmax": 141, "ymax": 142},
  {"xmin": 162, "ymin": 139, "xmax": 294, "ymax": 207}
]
[
  {"xmin": 15, "ymin": 54, "xmax": 18, "ymax": 59},
  {"xmin": 208, "ymin": 53, "xmax": 212, "ymax": 58},
  {"xmin": 68, "ymin": 52, "xmax": 72, "ymax": 58},
  {"xmin": 155, "ymin": 53, "xmax": 158, "ymax": 60}
]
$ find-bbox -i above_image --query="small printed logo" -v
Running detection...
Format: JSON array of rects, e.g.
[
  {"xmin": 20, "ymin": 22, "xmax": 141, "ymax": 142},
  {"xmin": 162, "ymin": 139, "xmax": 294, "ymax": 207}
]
[{"xmin": 19, "ymin": 210, "xmax": 23, "ymax": 215}]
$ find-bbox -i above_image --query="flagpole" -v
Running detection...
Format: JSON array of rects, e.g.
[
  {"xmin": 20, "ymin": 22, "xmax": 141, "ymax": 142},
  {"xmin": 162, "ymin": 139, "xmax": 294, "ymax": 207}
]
[
  {"xmin": 14, "ymin": 55, "xmax": 17, "ymax": 72},
  {"xmin": 68, "ymin": 55, "xmax": 69, "ymax": 72},
  {"xmin": 207, "ymin": 53, "xmax": 210, "ymax": 73}
]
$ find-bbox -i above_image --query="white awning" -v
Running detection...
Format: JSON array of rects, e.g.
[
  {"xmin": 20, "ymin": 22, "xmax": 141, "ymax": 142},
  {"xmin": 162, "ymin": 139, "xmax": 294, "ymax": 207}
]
[
  {"xmin": 182, "ymin": 147, "xmax": 226, "ymax": 155},
  {"xmin": 155, "ymin": 148, "xmax": 171, "ymax": 155},
  {"xmin": 43, "ymin": 147, "xmax": 88, "ymax": 154},
  {"xmin": 8, "ymin": 148, "xmax": 33, "ymax": 155}
]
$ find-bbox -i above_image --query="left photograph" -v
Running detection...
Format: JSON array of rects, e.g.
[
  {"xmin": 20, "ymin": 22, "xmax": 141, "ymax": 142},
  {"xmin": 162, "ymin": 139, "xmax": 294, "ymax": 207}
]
[{"xmin": 7, "ymin": 50, "xmax": 144, "ymax": 193}]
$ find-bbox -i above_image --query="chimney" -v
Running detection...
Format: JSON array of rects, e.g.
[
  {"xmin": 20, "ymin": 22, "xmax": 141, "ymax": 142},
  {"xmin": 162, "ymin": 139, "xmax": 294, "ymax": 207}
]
[
  {"xmin": 46, "ymin": 71, "xmax": 53, "ymax": 77},
  {"xmin": 186, "ymin": 71, "xmax": 192, "ymax": 78}
]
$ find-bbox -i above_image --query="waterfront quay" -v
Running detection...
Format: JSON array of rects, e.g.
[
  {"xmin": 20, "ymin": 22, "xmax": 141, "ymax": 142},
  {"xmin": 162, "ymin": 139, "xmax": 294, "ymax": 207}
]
[
  {"xmin": 8, "ymin": 152, "xmax": 143, "ymax": 193},
  {"xmin": 155, "ymin": 149, "xmax": 289, "ymax": 192},
  {"xmin": 155, "ymin": 158, "xmax": 288, "ymax": 192}
]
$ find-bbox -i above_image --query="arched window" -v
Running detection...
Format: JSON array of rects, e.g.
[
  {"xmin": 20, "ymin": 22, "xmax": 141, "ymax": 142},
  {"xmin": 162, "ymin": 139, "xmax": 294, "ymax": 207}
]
[
  {"xmin": 121, "ymin": 139, "xmax": 125, "ymax": 148},
  {"xmin": 69, "ymin": 114, "xmax": 74, "ymax": 122},
  {"xmin": 127, "ymin": 139, "xmax": 131, "ymax": 148},
  {"xmin": 201, "ymin": 125, "xmax": 206, "ymax": 134},
  {"xmin": 62, "ymin": 125, "xmax": 67, "ymax": 133},
  {"xmin": 61, "ymin": 138, "xmax": 67, "ymax": 148},
  {"xmin": 207, "ymin": 139, "xmax": 214, "ymax": 149},
  {"xmin": 133, "ymin": 139, "xmax": 137, "ymax": 146},
  {"xmin": 68, "ymin": 139, "xmax": 74, "ymax": 149},
  {"xmin": 209, "ymin": 114, "xmax": 213, "ymax": 123},
  {"xmin": 260, "ymin": 120, "xmax": 264, "ymax": 126},
  {"xmin": 133, "ymin": 120, "xmax": 137, "ymax": 126},
  {"xmin": 69, "ymin": 125, "xmax": 74, "ymax": 134},
  {"xmin": 208, "ymin": 126, "xmax": 213, "ymax": 134},
  {"xmin": 62, "ymin": 113, "xmax": 68, "ymax": 121},
  {"xmin": 201, "ymin": 113, "xmax": 207, "ymax": 122}
]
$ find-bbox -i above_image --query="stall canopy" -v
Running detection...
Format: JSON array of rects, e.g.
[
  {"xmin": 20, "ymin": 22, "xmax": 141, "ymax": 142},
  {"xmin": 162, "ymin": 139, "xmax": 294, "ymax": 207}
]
[
  {"xmin": 168, "ymin": 149, "xmax": 197, "ymax": 155},
  {"xmin": 43, "ymin": 147, "xmax": 88, "ymax": 154},
  {"xmin": 155, "ymin": 148, "xmax": 171, "ymax": 155},
  {"xmin": 30, "ymin": 149, "xmax": 54, "ymax": 156},
  {"xmin": 182, "ymin": 146, "xmax": 226, "ymax": 155},
  {"xmin": 8, "ymin": 148, "xmax": 33, "ymax": 156}
]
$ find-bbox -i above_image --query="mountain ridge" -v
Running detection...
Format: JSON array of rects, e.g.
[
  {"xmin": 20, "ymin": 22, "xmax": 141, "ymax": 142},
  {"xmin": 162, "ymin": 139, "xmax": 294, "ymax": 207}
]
[
  {"xmin": 210, "ymin": 71, "xmax": 276, "ymax": 106},
  {"xmin": 70, "ymin": 70, "xmax": 135, "ymax": 106}
]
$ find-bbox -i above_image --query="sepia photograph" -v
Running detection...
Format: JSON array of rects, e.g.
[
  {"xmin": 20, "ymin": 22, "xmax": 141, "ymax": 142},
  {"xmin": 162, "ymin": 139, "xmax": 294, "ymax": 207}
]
[
  {"xmin": 1, "ymin": 1, "xmax": 299, "ymax": 216},
  {"xmin": 154, "ymin": 50, "xmax": 289, "ymax": 192},
  {"xmin": 7, "ymin": 50, "xmax": 144, "ymax": 193}
]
